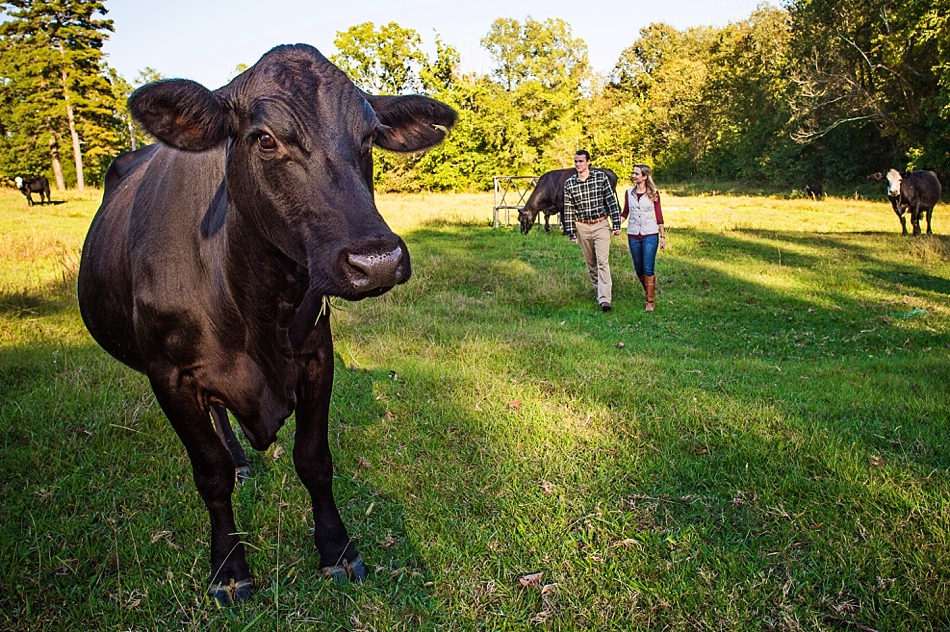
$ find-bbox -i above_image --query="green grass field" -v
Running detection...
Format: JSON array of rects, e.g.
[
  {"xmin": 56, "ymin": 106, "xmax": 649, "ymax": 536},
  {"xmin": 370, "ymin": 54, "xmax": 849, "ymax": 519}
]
[{"xmin": 1, "ymin": 185, "xmax": 948, "ymax": 631}]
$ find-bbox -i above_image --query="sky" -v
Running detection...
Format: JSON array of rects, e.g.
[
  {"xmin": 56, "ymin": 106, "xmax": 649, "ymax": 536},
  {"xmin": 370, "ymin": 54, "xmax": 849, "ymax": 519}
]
[{"xmin": 100, "ymin": 0, "xmax": 771, "ymax": 89}]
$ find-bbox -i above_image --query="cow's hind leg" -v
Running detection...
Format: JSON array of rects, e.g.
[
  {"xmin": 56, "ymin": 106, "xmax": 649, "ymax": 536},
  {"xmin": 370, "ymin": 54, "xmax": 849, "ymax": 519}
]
[
  {"xmin": 211, "ymin": 403, "xmax": 249, "ymax": 481},
  {"xmin": 293, "ymin": 312, "xmax": 365, "ymax": 582},
  {"xmin": 151, "ymin": 376, "xmax": 252, "ymax": 605},
  {"xmin": 926, "ymin": 205, "xmax": 934, "ymax": 235},
  {"xmin": 912, "ymin": 204, "xmax": 923, "ymax": 236}
]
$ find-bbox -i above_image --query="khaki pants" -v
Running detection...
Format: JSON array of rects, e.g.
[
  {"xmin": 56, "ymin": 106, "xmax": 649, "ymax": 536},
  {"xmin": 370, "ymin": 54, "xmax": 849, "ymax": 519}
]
[{"xmin": 576, "ymin": 219, "xmax": 612, "ymax": 305}]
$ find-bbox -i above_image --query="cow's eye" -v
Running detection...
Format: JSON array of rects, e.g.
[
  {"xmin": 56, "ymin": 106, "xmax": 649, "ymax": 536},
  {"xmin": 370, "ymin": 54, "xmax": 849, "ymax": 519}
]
[{"xmin": 257, "ymin": 133, "xmax": 277, "ymax": 151}]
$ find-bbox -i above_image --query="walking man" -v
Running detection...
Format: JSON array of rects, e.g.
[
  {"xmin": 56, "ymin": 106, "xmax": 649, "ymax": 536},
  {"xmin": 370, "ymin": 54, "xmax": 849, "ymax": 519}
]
[{"xmin": 563, "ymin": 150, "xmax": 622, "ymax": 311}]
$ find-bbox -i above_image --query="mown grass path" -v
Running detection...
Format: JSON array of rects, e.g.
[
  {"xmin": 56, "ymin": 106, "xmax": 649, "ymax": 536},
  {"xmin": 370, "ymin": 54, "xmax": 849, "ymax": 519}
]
[{"xmin": 1, "ymin": 188, "xmax": 947, "ymax": 630}]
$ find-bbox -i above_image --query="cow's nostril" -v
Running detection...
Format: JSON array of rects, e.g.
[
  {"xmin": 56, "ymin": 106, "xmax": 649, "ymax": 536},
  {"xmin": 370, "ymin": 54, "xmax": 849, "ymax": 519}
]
[{"xmin": 346, "ymin": 246, "xmax": 406, "ymax": 290}]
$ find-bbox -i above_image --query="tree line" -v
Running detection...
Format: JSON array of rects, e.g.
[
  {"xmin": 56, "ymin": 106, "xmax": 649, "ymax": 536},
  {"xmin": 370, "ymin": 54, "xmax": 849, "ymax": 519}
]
[{"xmin": 2, "ymin": 0, "xmax": 949, "ymax": 191}]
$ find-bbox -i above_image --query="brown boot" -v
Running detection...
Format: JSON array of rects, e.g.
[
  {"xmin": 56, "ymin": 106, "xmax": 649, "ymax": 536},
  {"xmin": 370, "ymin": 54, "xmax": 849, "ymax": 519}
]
[
  {"xmin": 644, "ymin": 275, "xmax": 656, "ymax": 311},
  {"xmin": 637, "ymin": 274, "xmax": 647, "ymax": 292}
]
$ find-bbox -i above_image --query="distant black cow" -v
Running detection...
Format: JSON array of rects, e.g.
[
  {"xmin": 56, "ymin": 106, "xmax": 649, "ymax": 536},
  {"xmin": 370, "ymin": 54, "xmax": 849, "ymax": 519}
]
[
  {"xmin": 804, "ymin": 184, "xmax": 824, "ymax": 201},
  {"xmin": 77, "ymin": 44, "xmax": 456, "ymax": 605},
  {"xmin": 884, "ymin": 169, "xmax": 942, "ymax": 235},
  {"xmin": 518, "ymin": 167, "xmax": 618, "ymax": 234},
  {"xmin": 15, "ymin": 176, "xmax": 51, "ymax": 206}
]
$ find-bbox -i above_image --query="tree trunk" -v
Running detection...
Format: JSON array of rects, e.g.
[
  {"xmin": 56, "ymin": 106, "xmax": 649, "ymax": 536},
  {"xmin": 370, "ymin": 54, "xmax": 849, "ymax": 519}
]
[
  {"xmin": 65, "ymin": 99, "xmax": 85, "ymax": 191},
  {"xmin": 59, "ymin": 52, "xmax": 84, "ymax": 191},
  {"xmin": 48, "ymin": 133, "xmax": 66, "ymax": 191}
]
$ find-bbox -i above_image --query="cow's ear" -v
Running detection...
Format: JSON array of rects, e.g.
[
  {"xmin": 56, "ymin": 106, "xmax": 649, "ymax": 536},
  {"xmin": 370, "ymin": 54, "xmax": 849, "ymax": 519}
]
[
  {"xmin": 366, "ymin": 94, "xmax": 457, "ymax": 153},
  {"xmin": 129, "ymin": 80, "xmax": 233, "ymax": 152}
]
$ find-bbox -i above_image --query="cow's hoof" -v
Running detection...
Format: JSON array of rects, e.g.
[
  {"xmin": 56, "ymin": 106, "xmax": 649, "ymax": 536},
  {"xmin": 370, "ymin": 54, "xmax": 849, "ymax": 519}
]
[
  {"xmin": 209, "ymin": 578, "xmax": 253, "ymax": 606},
  {"xmin": 235, "ymin": 466, "xmax": 250, "ymax": 482},
  {"xmin": 322, "ymin": 555, "xmax": 367, "ymax": 583}
]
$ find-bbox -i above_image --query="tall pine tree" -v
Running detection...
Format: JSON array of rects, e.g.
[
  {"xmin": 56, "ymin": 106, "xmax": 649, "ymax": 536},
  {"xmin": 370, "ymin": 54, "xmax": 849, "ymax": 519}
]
[{"xmin": 0, "ymin": 0, "xmax": 114, "ymax": 190}]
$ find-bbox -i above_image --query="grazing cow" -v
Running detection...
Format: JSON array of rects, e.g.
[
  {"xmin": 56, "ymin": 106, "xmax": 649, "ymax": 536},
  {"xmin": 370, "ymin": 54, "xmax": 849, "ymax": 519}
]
[
  {"xmin": 14, "ymin": 176, "xmax": 51, "ymax": 206},
  {"xmin": 804, "ymin": 184, "xmax": 824, "ymax": 201},
  {"xmin": 518, "ymin": 167, "xmax": 618, "ymax": 234},
  {"xmin": 884, "ymin": 168, "xmax": 942, "ymax": 235},
  {"xmin": 77, "ymin": 44, "xmax": 456, "ymax": 605}
]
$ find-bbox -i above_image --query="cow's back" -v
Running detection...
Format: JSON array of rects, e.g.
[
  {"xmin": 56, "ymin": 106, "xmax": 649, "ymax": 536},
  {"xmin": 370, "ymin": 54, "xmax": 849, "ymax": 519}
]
[
  {"xmin": 524, "ymin": 167, "xmax": 619, "ymax": 216},
  {"xmin": 78, "ymin": 145, "xmax": 161, "ymax": 372}
]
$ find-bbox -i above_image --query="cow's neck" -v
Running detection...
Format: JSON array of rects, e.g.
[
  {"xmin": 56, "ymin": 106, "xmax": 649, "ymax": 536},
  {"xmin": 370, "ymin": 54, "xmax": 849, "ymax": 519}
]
[{"xmin": 222, "ymin": 197, "xmax": 311, "ymax": 403}]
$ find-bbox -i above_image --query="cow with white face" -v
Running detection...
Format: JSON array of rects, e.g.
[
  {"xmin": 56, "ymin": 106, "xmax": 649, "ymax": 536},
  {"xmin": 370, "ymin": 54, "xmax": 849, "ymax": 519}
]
[
  {"xmin": 14, "ymin": 175, "xmax": 51, "ymax": 206},
  {"xmin": 885, "ymin": 169, "xmax": 942, "ymax": 235}
]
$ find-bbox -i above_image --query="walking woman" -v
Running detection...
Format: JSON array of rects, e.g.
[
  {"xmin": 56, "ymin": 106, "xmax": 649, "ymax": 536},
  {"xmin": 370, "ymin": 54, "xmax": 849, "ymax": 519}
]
[{"xmin": 622, "ymin": 164, "xmax": 666, "ymax": 311}]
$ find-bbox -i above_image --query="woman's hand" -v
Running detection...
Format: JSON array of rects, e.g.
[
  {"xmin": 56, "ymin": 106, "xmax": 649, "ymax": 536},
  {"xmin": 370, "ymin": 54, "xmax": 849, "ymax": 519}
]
[{"xmin": 659, "ymin": 234, "xmax": 667, "ymax": 250}]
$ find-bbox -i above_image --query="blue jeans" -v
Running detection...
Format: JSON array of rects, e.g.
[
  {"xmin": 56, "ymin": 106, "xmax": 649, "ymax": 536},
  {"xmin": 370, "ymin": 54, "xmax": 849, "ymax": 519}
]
[{"xmin": 628, "ymin": 234, "xmax": 659, "ymax": 276}]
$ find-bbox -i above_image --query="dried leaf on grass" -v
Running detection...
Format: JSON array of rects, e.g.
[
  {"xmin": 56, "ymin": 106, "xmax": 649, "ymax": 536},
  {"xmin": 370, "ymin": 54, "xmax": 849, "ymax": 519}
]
[
  {"xmin": 530, "ymin": 611, "xmax": 551, "ymax": 624},
  {"xmin": 517, "ymin": 572, "xmax": 543, "ymax": 589},
  {"xmin": 508, "ymin": 400, "xmax": 521, "ymax": 409},
  {"xmin": 357, "ymin": 456, "xmax": 372, "ymax": 469},
  {"xmin": 150, "ymin": 530, "xmax": 182, "ymax": 550},
  {"xmin": 379, "ymin": 534, "xmax": 397, "ymax": 548},
  {"xmin": 271, "ymin": 444, "xmax": 285, "ymax": 460}
]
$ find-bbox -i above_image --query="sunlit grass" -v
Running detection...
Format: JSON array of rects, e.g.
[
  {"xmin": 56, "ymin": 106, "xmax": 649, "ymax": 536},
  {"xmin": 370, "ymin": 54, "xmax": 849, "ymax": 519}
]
[{"xmin": 1, "ymin": 185, "xmax": 949, "ymax": 630}]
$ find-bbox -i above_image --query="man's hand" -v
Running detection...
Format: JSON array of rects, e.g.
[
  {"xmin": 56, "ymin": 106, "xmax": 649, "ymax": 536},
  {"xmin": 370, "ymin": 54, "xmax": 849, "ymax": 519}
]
[
  {"xmin": 612, "ymin": 229, "xmax": 621, "ymax": 236},
  {"xmin": 570, "ymin": 237, "xmax": 578, "ymax": 243}
]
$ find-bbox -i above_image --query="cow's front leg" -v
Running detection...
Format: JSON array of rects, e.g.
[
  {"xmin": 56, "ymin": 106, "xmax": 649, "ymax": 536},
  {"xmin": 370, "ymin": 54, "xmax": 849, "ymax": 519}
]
[
  {"xmin": 293, "ymin": 313, "xmax": 365, "ymax": 582},
  {"xmin": 150, "ymin": 375, "xmax": 252, "ymax": 604},
  {"xmin": 896, "ymin": 209, "xmax": 908, "ymax": 235},
  {"xmin": 926, "ymin": 206, "xmax": 934, "ymax": 235},
  {"xmin": 544, "ymin": 212, "xmax": 551, "ymax": 233}
]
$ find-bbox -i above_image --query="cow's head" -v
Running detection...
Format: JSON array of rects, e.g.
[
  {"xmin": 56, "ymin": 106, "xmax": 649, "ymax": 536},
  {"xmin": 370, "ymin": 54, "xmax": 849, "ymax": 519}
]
[
  {"xmin": 128, "ymin": 44, "xmax": 456, "ymax": 300},
  {"xmin": 518, "ymin": 204, "xmax": 539, "ymax": 235},
  {"xmin": 885, "ymin": 169, "xmax": 903, "ymax": 198},
  {"xmin": 14, "ymin": 176, "xmax": 22, "ymax": 190}
]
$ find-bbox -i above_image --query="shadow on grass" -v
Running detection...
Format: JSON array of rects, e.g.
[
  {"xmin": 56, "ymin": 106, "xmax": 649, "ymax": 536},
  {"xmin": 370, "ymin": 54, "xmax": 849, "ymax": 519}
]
[
  {"xmin": 4, "ymin": 220, "xmax": 949, "ymax": 627},
  {"xmin": 341, "ymin": 222, "xmax": 950, "ymax": 624},
  {"xmin": 0, "ymin": 333, "xmax": 434, "ymax": 627},
  {"xmin": 0, "ymin": 270, "xmax": 78, "ymax": 317}
]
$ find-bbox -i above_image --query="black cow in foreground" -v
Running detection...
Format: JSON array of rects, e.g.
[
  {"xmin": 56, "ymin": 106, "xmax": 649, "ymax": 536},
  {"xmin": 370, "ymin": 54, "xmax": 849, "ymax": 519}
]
[
  {"xmin": 804, "ymin": 183, "xmax": 824, "ymax": 201},
  {"xmin": 884, "ymin": 169, "xmax": 942, "ymax": 235},
  {"xmin": 15, "ymin": 176, "xmax": 51, "ymax": 206},
  {"xmin": 77, "ymin": 44, "xmax": 456, "ymax": 605},
  {"xmin": 518, "ymin": 167, "xmax": 618, "ymax": 234}
]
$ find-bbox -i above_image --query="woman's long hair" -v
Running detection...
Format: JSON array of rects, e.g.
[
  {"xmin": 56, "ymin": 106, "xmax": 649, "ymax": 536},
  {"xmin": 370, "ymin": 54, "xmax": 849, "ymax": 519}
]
[{"xmin": 634, "ymin": 164, "xmax": 659, "ymax": 201}]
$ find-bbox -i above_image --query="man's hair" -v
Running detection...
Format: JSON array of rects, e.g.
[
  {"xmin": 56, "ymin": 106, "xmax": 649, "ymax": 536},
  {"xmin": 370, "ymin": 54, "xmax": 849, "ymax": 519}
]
[{"xmin": 574, "ymin": 150, "xmax": 591, "ymax": 161}]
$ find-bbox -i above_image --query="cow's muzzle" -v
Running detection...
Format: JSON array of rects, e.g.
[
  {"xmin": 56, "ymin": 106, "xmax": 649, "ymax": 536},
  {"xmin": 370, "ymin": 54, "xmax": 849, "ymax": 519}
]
[{"xmin": 344, "ymin": 244, "xmax": 410, "ymax": 294}]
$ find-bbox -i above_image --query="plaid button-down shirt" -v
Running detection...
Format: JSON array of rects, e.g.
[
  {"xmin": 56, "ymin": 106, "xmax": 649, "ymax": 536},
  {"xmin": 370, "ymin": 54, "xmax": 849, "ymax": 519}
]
[{"xmin": 563, "ymin": 170, "xmax": 622, "ymax": 239}]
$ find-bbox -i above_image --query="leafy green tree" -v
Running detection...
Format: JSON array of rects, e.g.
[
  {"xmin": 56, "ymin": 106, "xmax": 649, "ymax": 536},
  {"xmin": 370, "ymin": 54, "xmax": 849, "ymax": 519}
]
[
  {"xmin": 106, "ymin": 66, "xmax": 160, "ymax": 154},
  {"xmin": 479, "ymin": 17, "xmax": 590, "ymax": 174},
  {"xmin": 332, "ymin": 22, "xmax": 426, "ymax": 95},
  {"xmin": 0, "ymin": 0, "xmax": 115, "ymax": 190},
  {"xmin": 699, "ymin": 6, "xmax": 795, "ymax": 181},
  {"xmin": 420, "ymin": 35, "xmax": 459, "ymax": 94},
  {"xmin": 785, "ymin": 0, "xmax": 950, "ymax": 174}
]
